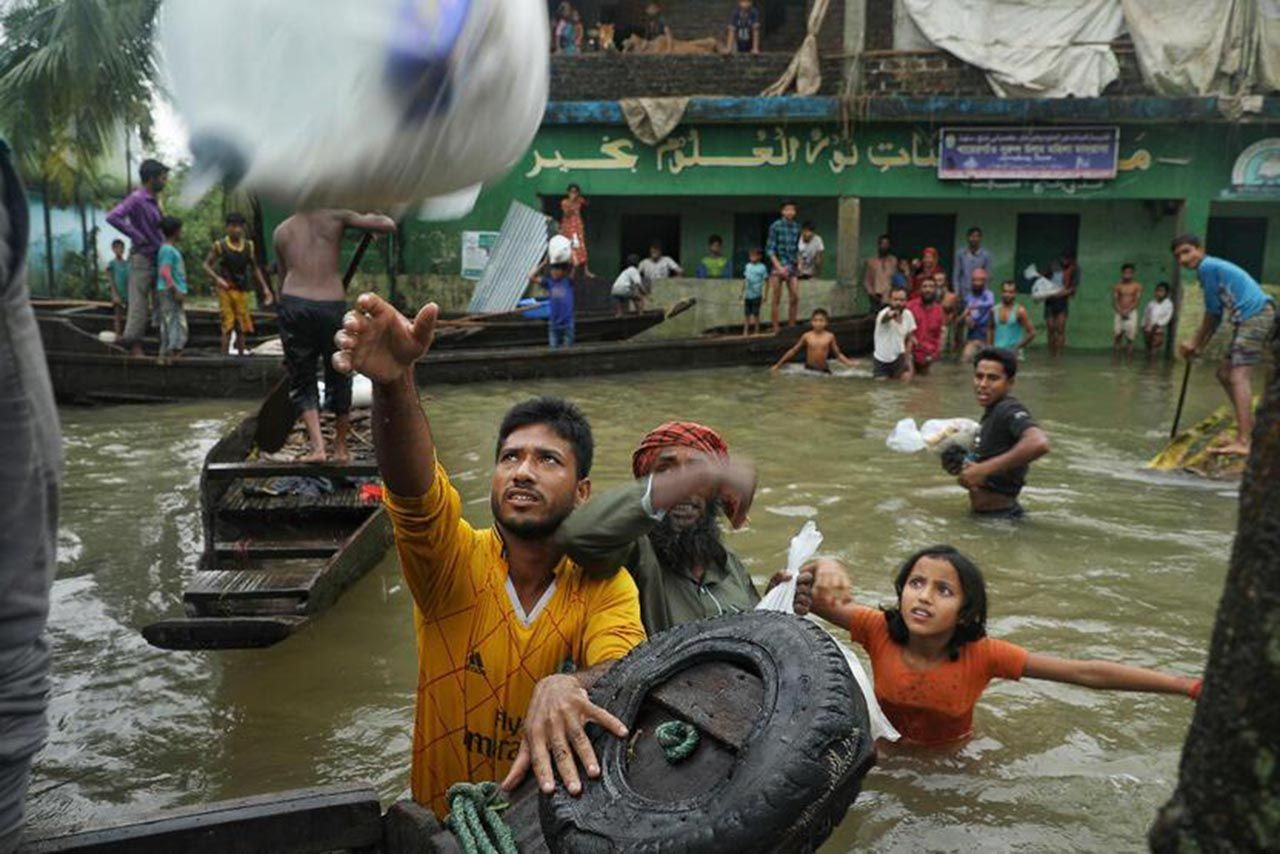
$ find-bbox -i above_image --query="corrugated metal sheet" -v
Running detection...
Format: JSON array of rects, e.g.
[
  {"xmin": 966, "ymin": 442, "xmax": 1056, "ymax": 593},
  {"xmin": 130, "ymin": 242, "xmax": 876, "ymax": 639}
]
[{"xmin": 467, "ymin": 201, "xmax": 553, "ymax": 314}]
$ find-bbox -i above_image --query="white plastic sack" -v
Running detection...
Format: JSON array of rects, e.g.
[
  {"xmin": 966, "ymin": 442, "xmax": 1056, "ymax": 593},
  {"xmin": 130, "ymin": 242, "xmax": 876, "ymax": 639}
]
[
  {"xmin": 919, "ymin": 418, "xmax": 980, "ymax": 454},
  {"xmin": 757, "ymin": 522, "xmax": 900, "ymax": 743},
  {"xmin": 161, "ymin": 0, "xmax": 548, "ymax": 216},
  {"xmin": 1030, "ymin": 277, "xmax": 1064, "ymax": 302},
  {"xmin": 886, "ymin": 418, "xmax": 926, "ymax": 454},
  {"xmin": 318, "ymin": 373, "xmax": 374, "ymax": 409},
  {"xmin": 548, "ymin": 235, "xmax": 573, "ymax": 265}
]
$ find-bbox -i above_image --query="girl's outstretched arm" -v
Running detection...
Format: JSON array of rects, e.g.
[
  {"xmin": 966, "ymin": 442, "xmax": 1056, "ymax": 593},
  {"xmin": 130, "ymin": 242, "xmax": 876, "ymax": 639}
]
[
  {"xmin": 802, "ymin": 557, "xmax": 858, "ymax": 626},
  {"xmin": 1023, "ymin": 654, "xmax": 1201, "ymax": 699}
]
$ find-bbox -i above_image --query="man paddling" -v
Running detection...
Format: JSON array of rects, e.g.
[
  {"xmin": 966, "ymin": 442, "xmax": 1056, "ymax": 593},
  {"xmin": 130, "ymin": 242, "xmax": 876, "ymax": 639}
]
[
  {"xmin": 1173, "ymin": 233, "xmax": 1277, "ymax": 457},
  {"xmin": 557, "ymin": 422, "xmax": 816, "ymax": 635},
  {"xmin": 274, "ymin": 210, "xmax": 395, "ymax": 462},
  {"xmin": 944, "ymin": 347, "xmax": 1051, "ymax": 518},
  {"xmin": 331, "ymin": 293, "xmax": 645, "ymax": 814}
]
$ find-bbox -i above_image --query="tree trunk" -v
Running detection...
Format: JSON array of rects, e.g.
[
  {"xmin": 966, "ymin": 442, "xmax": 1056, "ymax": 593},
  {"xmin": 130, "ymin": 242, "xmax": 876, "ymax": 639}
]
[
  {"xmin": 1150, "ymin": 323, "xmax": 1280, "ymax": 849},
  {"xmin": 77, "ymin": 184, "xmax": 90, "ymax": 295},
  {"xmin": 41, "ymin": 177, "xmax": 55, "ymax": 296}
]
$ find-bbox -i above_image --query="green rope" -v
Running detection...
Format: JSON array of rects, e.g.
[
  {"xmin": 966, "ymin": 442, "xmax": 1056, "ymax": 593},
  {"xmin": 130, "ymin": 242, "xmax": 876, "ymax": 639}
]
[
  {"xmin": 655, "ymin": 719, "xmax": 700, "ymax": 763},
  {"xmin": 444, "ymin": 781, "xmax": 518, "ymax": 854}
]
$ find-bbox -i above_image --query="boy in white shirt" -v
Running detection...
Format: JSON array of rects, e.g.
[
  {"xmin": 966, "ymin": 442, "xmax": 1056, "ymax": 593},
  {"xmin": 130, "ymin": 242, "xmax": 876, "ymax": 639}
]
[
  {"xmin": 638, "ymin": 241, "xmax": 682, "ymax": 293},
  {"xmin": 1142, "ymin": 281, "xmax": 1174, "ymax": 364},
  {"xmin": 611, "ymin": 254, "xmax": 644, "ymax": 316},
  {"xmin": 796, "ymin": 221, "xmax": 825, "ymax": 279},
  {"xmin": 873, "ymin": 285, "xmax": 916, "ymax": 382}
]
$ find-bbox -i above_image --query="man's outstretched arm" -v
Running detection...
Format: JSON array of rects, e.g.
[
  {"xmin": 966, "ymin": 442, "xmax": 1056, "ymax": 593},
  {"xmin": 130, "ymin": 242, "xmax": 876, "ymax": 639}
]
[{"xmin": 338, "ymin": 210, "xmax": 397, "ymax": 234}]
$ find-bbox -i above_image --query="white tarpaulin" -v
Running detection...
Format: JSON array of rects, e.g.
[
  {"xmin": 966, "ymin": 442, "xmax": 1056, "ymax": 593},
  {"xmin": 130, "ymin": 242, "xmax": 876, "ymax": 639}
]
[{"xmin": 901, "ymin": 0, "xmax": 1124, "ymax": 97}]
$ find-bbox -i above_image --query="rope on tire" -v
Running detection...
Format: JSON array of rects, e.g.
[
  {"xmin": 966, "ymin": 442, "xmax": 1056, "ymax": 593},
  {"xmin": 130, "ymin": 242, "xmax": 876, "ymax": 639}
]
[
  {"xmin": 655, "ymin": 719, "xmax": 700, "ymax": 763},
  {"xmin": 444, "ymin": 781, "xmax": 518, "ymax": 854}
]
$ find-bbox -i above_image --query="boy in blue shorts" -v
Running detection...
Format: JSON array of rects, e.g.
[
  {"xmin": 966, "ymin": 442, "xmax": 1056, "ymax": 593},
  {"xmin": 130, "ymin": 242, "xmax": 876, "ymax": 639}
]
[
  {"xmin": 742, "ymin": 247, "xmax": 768, "ymax": 335},
  {"xmin": 1174, "ymin": 233, "xmax": 1277, "ymax": 456},
  {"xmin": 155, "ymin": 216, "xmax": 188, "ymax": 363},
  {"xmin": 104, "ymin": 238, "xmax": 129, "ymax": 338}
]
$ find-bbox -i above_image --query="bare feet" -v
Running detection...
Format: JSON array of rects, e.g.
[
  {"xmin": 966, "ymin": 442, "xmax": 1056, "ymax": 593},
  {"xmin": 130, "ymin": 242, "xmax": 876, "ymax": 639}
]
[
  {"xmin": 1209, "ymin": 440, "xmax": 1250, "ymax": 457},
  {"xmin": 333, "ymin": 443, "xmax": 350, "ymax": 464},
  {"xmin": 301, "ymin": 448, "xmax": 327, "ymax": 463}
]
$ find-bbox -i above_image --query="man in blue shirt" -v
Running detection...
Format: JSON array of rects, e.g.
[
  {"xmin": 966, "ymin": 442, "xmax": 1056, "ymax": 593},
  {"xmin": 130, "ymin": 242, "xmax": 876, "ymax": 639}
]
[
  {"xmin": 1174, "ymin": 233, "xmax": 1277, "ymax": 457},
  {"xmin": 954, "ymin": 225, "xmax": 993, "ymax": 293},
  {"xmin": 765, "ymin": 199, "xmax": 801, "ymax": 334}
]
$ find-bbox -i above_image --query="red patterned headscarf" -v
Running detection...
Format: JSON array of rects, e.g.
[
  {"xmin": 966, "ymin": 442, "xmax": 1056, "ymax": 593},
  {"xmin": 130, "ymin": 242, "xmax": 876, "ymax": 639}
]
[{"xmin": 632, "ymin": 421, "xmax": 729, "ymax": 478}]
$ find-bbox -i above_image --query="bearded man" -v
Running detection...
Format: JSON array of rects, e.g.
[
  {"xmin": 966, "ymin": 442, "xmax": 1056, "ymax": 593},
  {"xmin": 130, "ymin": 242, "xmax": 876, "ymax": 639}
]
[{"xmin": 557, "ymin": 421, "xmax": 815, "ymax": 635}]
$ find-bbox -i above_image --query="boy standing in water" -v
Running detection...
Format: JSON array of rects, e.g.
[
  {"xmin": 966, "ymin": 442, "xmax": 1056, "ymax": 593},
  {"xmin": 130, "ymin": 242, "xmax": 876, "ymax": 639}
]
[
  {"xmin": 1142, "ymin": 281, "xmax": 1174, "ymax": 363},
  {"xmin": 771, "ymin": 309, "xmax": 857, "ymax": 374},
  {"xmin": 155, "ymin": 216, "xmax": 189, "ymax": 364},
  {"xmin": 742, "ymin": 247, "xmax": 768, "ymax": 336},
  {"xmin": 944, "ymin": 348, "xmax": 1051, "ymax": 518},
  {"xmin": 1174, "ymin": 233, "xmax": 1277, "ymax": 456},
  {"xmin": 103, "ymin": 238, "xmax": 129, "ymax": 338},
  {"xmin": 993, "ymin": 280, "xmax": 1036, "ymax": 359},
  {"xmin": 1112, "ymin": 262, "xmax": 1143, "ymax": 365}
]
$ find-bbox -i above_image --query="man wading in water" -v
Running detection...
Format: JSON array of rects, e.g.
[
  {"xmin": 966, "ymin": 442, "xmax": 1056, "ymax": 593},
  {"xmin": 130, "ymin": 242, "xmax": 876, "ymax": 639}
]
[
  {"xmin": 274, "ymin": 210, "xmax": 395, "ymax": 462},
  {"xmin": 944, "ymin": 347, "xmax": 1051, "ymax": 518},
  {"xmin": 557, "ymin": 421, "xmax": 817, "ymax": 635},
  {"xmin": 331, "ymin": 293, "xmax": 645, "ymax": 815}
]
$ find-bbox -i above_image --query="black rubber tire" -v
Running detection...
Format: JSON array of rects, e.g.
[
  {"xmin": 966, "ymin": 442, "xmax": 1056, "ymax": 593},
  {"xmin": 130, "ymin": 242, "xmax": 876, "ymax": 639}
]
[{"xmin": 539, "ymin": 611, "xmax": 874, "ymax": 854}]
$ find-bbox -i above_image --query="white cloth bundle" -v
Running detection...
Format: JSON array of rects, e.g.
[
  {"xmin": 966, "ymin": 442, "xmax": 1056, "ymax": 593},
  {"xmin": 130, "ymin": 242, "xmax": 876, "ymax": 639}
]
[
  {"xmin": 886, "ymin": 418, "xmax": 980, "ymax": 454},
  {"xmin": 161, "ymin": 0, "xmax": 548, "ymax": 217},
  {"xmin": 757, "ymin": 522, "xmax": 900, "ymax": 743}
]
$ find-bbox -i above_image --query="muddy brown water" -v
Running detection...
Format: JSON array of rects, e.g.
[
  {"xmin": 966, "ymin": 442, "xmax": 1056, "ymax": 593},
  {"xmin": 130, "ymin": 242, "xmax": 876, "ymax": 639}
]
[{"xmin": 35, "ymin": 355, "xmax": 1238, "ymax": 851}]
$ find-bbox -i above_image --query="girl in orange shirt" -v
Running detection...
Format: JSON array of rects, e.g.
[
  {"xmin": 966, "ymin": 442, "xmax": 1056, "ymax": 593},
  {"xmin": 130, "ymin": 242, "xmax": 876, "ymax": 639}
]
[{"xmin": 804, "ymin": 545, "xmax": 1201, "ymax": 745}]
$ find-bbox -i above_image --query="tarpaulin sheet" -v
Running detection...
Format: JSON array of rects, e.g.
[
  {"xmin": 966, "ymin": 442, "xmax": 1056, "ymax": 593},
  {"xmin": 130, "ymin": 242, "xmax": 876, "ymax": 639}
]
[
  {"xmin": 902, "ymin": 0, "xmax": 1124, "ymax": 97},
  {"xmin": 466, "ymin": 202, "xmax": 552, "ymax": 315},
  {"xmin": 1122, "ymin": 0, "xmax": 1258, "ymax": 96}
]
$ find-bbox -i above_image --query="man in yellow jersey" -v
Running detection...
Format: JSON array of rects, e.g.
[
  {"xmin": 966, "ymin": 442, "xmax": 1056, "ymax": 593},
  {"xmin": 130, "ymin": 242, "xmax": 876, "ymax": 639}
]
[{"xmin": 331, "ymin": 293, "xmax": 646, "ymax": 816}]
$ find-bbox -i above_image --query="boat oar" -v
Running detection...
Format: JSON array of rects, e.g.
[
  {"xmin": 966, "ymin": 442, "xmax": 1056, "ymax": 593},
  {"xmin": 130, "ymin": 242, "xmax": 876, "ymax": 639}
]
[
  {"xmin": 1171, "ymin": 357, "xmax": 1193, "ymax": 439},
  {"xmin": 255, "ymin": 232, "xmax": 378, "ymax": 453}
]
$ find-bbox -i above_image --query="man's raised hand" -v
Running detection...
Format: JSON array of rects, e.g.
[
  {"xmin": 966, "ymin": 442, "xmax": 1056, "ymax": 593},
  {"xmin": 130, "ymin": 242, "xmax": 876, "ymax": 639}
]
[{"xmin": 332, "ymin": 293, "xmax": 437, "ymax": 384}]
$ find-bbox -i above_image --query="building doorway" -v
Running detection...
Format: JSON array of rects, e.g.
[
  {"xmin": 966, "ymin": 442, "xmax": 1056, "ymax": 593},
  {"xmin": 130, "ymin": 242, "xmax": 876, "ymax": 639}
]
[
  {"xmin": 1014, "ymin": 213, "xmax": 1080, "ymax": 293},
  {"xmin": 1207, "ymin": 216, "xmax": 1267, "ymax": 281},
  {"xmin": 621, "ymin": 214, "xmax": 681, "ymax": 268},
  {"xmin": 887, "ymin": 214, "xmax": 956, "ymax": 274},
  {"xmin": 733, "ymin": 212, "xmax": 775, "ymax": 278}
]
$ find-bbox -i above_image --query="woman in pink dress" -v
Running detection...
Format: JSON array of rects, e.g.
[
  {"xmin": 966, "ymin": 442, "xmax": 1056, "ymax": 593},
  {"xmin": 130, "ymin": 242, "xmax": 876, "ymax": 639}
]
[{"xmin": 559, "ymin": 183, "xmax": 592, "ymax": 277}]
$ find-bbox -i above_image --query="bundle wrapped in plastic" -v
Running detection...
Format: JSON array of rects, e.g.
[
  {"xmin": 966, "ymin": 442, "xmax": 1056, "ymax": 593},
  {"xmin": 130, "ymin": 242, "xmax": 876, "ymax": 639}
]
[
  {"xmin": 886, "ymin": 417, "xmax": 980, "ymax": 454},
  {"xmin": 757, "ymin": 522, "xmax": 900, "ymax": 743},
  {"xmin": 161, "ymin": 0, "xmax": 548, "ymax": 218},
  {"xmin": 1025, "ymin": 262, "xmax": 1064, "ymax": 301}
]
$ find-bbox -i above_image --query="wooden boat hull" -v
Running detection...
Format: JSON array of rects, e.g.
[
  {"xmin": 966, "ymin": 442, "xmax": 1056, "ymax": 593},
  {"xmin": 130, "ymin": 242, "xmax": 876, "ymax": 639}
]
[
  {"xmin": 38, "ymin": 312, "xmax": 874, "ymax": 403},
  {"xmin": 141, "ymin": 386, "xmax": 393, "ymax": 651},
  {"xmin": 34, "ymin": 300, "xmax": 279, "ymax": 350}
]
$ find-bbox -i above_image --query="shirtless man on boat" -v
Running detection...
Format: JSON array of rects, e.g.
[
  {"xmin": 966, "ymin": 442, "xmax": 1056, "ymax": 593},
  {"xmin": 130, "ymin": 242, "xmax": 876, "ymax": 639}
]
[
  {"xmin": 274, "ymin": 210, "xmax": 395, "ymax": 462},
  {"xmin": 331, "ymin": 292, "xmax": 646, "ymax": 814}
]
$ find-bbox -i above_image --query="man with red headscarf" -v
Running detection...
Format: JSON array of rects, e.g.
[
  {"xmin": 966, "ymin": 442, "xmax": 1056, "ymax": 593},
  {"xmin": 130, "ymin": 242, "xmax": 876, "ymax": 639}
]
[{"xmin": 556, "ymin": 421, "xmax": 814, "ymax": 636}]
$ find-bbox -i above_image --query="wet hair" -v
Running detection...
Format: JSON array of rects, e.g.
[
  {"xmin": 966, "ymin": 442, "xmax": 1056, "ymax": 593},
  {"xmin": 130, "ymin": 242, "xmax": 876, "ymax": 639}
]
[
  {"xmin": 159, "ymin": 215, "xmax": 183, "ymax": 237},
  {"xmin": 884, "ymin": 546, "xmax": 989, "ymax": 661},
  {"xmin": 139, "ymin": 158, "xmax": 168, "ymax": 183},
  {"xmin": 780, "ymin": 199, "xmax": 796, "ymax": 209},
  {"xmin": 625, "ymin": 253, "xmax": 641, "ymax": 268},
  {"xmin": 110, "ymin": 238, "xmax": 124, "ymax": 248},
  {"xmin": 567, "ymin": 182, "xmax": 581, "ymax": 193},
  {"xmin": 708, "ymin": 234, "xmax": 723, "ymax": 246},
  {"xmin": 225, "ymin": 212, "xmax": 247, "ymax": 226},
  {"xmin": 1171, "ymin": 233, "xmax": 1202, "ymax": 251},
  {"xmin": 878, "ymin": 233, "xmax": 891, "ymax": 243},
  {"xmin": 496, "ymin": 397, "xmax": 594, "ymax": 479},
  {"xmin": 1121, "ymin": 261, "xmax": 1135, "ymax": 271},
  {"xmin": 1155, "ymin": 280, "xmax": 1170, "ymax": 294},
  {"xmin": 801, "ymin": 220, "xmax": 815, "ymax": 231},
  {"xmin": 973, "ymin": 346, "xmax": 1018, "ymax": 379},
  {"xmin": 811, "ymin": 307, "xmax": 830, "ymax": 319},
  {"xmin": 967, "ymin": 226, "xmax": 982, "ymax": 237}
]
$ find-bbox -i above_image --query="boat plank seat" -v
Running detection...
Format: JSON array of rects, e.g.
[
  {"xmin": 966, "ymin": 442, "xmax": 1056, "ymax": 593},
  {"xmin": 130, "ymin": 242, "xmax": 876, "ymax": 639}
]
[
  {"xmin": 184, "ymin": 566, "xmax": 326, "ymax": 603},
  {"xmin": 217, "ymin": 488, "xmax": 375, "ymax": 516},
  {"xmin": 205, "ymin": 460, "xmax": 379, "ymax": 480},
  {"xmin": 213, "ymin": 540, "xmax": 341, "ymax": 559}
]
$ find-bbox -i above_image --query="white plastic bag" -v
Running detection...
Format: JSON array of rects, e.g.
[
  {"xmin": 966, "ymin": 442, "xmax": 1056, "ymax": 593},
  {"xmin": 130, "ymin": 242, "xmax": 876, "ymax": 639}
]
[
  {"xmin": 885, "ymin": 418, "xmax": 926, "ymax": 453},
  {"xmin": 1024, "ymin": 263, "xmax": 1063, "ymax": 301},
  {"xmin": 161, "ymin": 0, "xmax": 548, "ymax": 215},
  {"xmin": 757, "ymin": 522, "xmax": 901, "ymax": 743},
  {"xmin": 919, "ymin": 418, "xmax": 980, "ymax": 454}
]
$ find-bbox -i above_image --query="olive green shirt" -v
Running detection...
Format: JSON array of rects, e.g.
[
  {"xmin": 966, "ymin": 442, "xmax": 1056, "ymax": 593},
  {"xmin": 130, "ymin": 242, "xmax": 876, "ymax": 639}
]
[{"xmin": 556, "ymin": 480, "xmax": 761, "ymax": 636}]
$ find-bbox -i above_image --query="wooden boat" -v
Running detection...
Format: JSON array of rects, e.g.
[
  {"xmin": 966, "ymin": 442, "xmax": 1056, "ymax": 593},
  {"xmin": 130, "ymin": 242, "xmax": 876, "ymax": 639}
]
[
  {"xmin": 37, "ymin": 311, "xmax": 874, "ymax": 403},
  {"xmin": 141, "ymin": 385, "xmax": 393, "ymax": 650},
  {"xmin": 30, "ymin": 615, "xmax": 874, "ymax": 853},
  {"xmin": 33, "ymin": 299, "xmax": 279, "ymax": 351}
]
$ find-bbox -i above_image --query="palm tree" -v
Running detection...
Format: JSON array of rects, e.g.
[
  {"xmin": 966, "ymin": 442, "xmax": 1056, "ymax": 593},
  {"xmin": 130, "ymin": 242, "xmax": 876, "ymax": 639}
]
[{"xmin": 0, "ymin": 0, "xmax": 162, "ymax": 292}]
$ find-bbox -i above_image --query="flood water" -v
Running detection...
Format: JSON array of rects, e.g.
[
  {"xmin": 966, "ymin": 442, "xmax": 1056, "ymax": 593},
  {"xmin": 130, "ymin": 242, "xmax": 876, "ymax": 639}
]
[{"xmin": 34, "ymin": 355, "xmax": 1239, "ymax": 852}]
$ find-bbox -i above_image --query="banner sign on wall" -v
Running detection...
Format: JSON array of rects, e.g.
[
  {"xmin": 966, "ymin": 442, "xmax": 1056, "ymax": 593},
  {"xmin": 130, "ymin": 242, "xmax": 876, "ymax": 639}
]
[
  {"xmin": 938, "ymin": 127, "xmax": 1119, "ymax": 180},
  {"xmin": 460, "ymin": 230, "xmax": 500, "ymax": 280}
]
